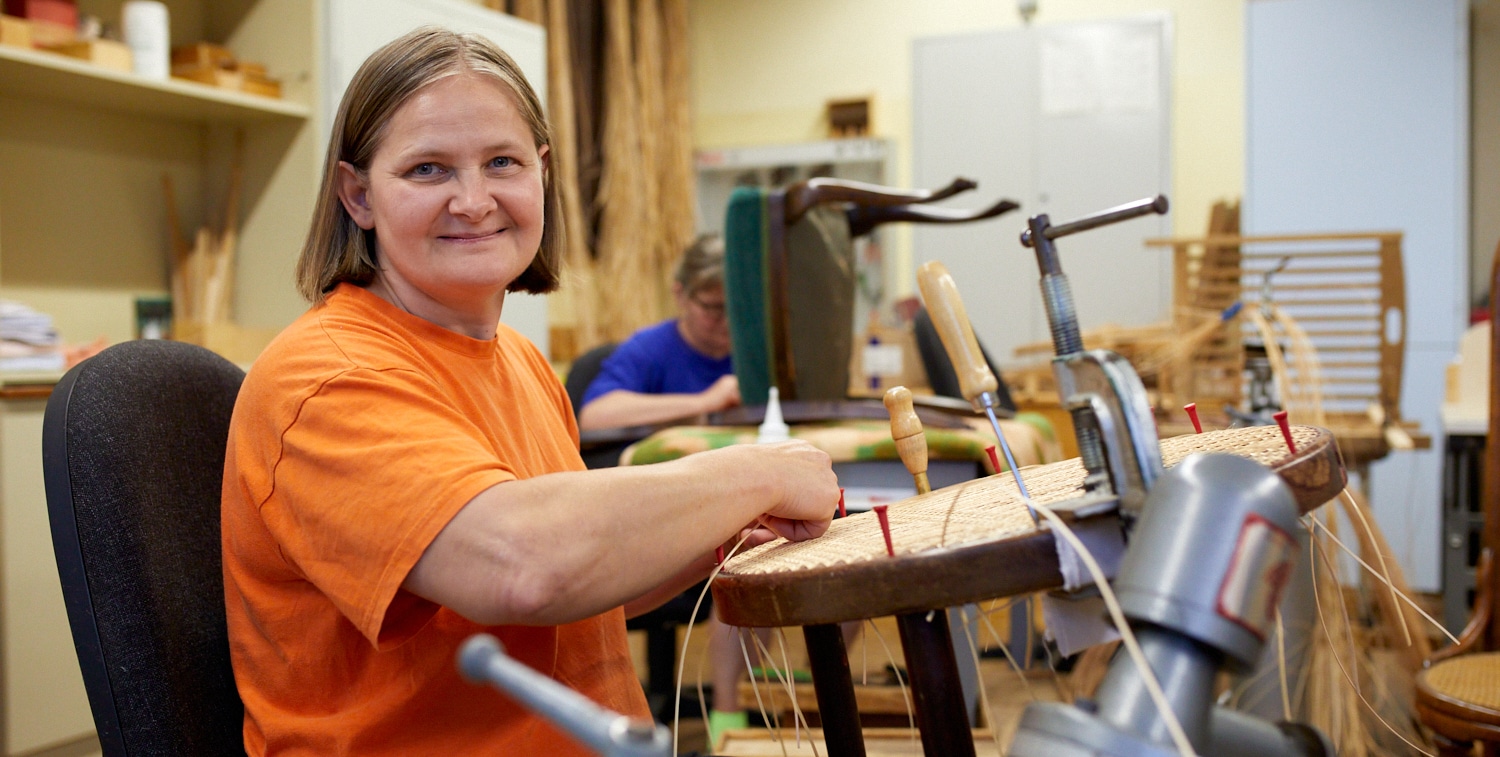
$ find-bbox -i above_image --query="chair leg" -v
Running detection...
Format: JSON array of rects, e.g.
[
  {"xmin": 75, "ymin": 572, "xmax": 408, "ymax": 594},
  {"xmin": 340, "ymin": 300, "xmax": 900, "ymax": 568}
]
[
  {"xmin": 645, "ymin": 625, "xmax": 678, "ymax": 721},
  {"xmin": 1432, "ymin": 732, "xmax": 1473, "ymax": 757}
]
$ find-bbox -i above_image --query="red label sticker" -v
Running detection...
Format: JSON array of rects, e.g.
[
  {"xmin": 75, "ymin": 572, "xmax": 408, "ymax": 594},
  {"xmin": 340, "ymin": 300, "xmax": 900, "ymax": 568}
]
[{"xmin": 1216, "ymin": 514, "xmax": 1297, "ymax": 641}]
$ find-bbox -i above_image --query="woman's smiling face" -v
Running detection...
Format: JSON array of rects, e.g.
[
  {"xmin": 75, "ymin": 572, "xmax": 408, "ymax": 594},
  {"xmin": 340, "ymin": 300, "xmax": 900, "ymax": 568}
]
[{"xmin": 337, "ymin": 70, "xmax": 548, "ymax": 335}]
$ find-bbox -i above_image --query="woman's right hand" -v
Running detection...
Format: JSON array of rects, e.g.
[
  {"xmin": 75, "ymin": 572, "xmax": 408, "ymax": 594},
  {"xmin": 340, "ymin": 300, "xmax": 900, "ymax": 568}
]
[{"xmin": 729, "ymin": 440, "xmax": 837, "ymax": 542}]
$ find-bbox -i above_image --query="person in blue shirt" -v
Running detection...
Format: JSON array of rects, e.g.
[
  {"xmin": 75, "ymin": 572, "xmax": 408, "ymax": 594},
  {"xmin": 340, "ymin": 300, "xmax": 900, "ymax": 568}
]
[
  {"xmin": 579, "ymin": 234, "xmax": 741, "ymax": 430},
  {"xmin": 579, "ymin": 234, "xmax": 770, "ymax": 742}
]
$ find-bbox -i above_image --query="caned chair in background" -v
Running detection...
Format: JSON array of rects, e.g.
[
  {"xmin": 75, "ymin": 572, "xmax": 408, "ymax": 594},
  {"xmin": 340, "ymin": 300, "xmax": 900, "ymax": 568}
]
[
  {"xmin": 1416, "ymin": 239, "xmax": 1500, "ymax": 756},
  {"xmin": 43, "ymin": 340, "xmax": 247, "ymax": 756}
]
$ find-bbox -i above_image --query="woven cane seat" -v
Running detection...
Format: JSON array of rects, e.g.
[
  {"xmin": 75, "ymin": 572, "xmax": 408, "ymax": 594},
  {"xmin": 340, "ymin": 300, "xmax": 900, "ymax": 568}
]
[
  {"xmin": 713, "ymin": 424, "xmax": 1345, "ymax": 627},
  {"xmin": 1417, "ymin": 653, "xmax": 1500, "ymax": 727}
]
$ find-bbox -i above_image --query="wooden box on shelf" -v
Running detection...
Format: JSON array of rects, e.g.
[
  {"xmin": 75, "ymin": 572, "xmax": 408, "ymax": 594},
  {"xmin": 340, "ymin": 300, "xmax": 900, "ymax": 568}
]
[
  {"xmin": 0, "ymin": 14, "xmax": 29, "ymax": 48},
  {"xmin": 170, "ymin": 41, "xmax": 234, "ymax": 70},
  {"xmin": 45, "ymin": 38, "xmax": 132, "ymax": 72},
  {"xmin": 171, "ymin": 41, "xmax": 283, "ymax": 99},
  {"xmin": 26, "ymin": 16, "xmax": 69, "ymax": 46}
]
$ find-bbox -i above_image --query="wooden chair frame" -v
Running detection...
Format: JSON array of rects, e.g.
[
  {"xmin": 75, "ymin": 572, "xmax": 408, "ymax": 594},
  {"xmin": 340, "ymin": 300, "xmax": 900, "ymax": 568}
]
[{"xmin": 761, "ymin": 177, "xmax": 1018, "ymax": 400}]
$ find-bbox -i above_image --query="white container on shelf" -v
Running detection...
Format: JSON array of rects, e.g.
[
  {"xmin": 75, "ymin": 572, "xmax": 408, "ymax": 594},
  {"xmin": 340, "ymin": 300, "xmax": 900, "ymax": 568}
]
[{"xmin": 121, "ymin": 1, "xmax": 170, "ymax": 80}]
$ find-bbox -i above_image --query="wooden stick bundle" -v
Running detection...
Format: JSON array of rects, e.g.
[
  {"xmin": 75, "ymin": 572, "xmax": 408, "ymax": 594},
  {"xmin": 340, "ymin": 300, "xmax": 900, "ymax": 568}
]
[{"xmin": 164, "ymin": 131, "xmax": 244, "ymax": 329}]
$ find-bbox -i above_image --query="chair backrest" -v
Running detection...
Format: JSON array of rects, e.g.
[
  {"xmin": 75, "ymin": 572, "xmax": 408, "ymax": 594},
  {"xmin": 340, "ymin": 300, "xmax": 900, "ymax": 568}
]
[
  {"xmin": 1486, "ymin": 238, "xmax": 1500, "ymax": 652},
  {"xmin": 725, "ymin": 179, "xmax": 1017, "ymax": 406},
  {"xmin": 725, "ymin": 187, "xmax": 856, "ymax": 406},
  {"xmin": 563, "ymin": 341, "xmax": 618, "ymax": 419},
  {"xmin": 42, "ymin": 340, "xmax": 247, "ymax": 756}
]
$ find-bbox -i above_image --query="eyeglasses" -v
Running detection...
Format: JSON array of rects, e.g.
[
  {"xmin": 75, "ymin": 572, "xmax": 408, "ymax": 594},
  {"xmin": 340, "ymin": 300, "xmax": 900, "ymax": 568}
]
[{"xmin": 688, "ymin": 294, "xmax": 727, "ymax": 319}]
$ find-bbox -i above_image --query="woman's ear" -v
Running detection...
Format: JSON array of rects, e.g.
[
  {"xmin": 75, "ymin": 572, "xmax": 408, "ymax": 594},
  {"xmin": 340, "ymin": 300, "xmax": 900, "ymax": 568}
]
[{"xmin": 336, "ymin": 161, "xmax": 375, "ymax": 230}]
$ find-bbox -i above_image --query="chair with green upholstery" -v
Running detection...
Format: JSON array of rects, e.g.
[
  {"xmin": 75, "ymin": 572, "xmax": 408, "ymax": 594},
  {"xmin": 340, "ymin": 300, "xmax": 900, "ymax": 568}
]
[{"xmin": 723, "ymin": 177, "xmax": 1017, "ymax": 406}]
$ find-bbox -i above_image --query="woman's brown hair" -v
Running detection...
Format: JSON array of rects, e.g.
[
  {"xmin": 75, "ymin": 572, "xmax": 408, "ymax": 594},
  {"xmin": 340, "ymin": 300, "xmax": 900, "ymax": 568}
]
[{"xmin": 295, "ymin": 27, "xmax": 562, "ymax": 302}]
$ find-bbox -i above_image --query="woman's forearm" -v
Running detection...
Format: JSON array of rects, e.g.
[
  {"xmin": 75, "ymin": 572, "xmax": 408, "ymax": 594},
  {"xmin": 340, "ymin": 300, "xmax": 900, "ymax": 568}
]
[
  {"xmin": 577, "ymin": 389, "xmax": 709, "ymax": 430},
  {"xmin": 402, "ymin": 442, "xmax": 837, "ymax": 626}
]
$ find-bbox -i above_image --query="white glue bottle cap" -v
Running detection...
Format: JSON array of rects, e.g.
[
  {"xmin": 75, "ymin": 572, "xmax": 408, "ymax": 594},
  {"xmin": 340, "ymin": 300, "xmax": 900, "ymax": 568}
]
[{"xmin": 757, "ymin": 387, "xmax": 790, "ymax": 444}]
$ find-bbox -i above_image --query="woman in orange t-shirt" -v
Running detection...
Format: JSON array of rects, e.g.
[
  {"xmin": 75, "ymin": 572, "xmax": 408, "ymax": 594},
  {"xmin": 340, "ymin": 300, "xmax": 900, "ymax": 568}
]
[{"xmin": 220, "ymin": 27, "xmax": 838, "ymax": 756}]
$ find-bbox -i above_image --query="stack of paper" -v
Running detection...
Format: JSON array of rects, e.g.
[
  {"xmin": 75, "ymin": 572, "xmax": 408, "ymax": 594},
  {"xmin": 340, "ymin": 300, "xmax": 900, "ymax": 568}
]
[{"xmin": 0, "ymin": 300, "xmax": 63, "ymax": 372}]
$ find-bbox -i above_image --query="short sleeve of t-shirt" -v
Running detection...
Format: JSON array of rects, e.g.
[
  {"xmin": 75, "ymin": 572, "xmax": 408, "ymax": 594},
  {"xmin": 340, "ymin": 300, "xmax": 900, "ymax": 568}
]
[{"xmin": 257, "ymin": 364, "xmax": 516, "ymax": 645}]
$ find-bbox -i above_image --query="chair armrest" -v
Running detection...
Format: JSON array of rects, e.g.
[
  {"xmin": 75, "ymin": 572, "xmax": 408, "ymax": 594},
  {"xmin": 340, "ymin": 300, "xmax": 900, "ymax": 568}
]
[
  {"xmin": 1427, "ymin": 548, "xmax": 1493, "ymax": 666},
  {"xmin": 847, "ymin": 197, "xmax": 1020, "ymax": 238},
  {"xmin": 783, "ymin": 177, "xmax": 979, "ymax": 225}
]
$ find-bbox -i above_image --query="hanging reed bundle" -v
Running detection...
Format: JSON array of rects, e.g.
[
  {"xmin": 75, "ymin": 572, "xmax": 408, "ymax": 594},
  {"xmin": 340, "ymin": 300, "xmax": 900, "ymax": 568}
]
[
  {"xmin": 632, "ymin": 0, "xmax": 670, "ymax": 316},
  {"xmin": 594, "ymin": 0, "xmax": 659, "ymax": 342},
  {"xmin": 659, "ymin": 0, "xmax": 698, "ymax": 298},
  {"xmin": 502, "ymin": 0, "xmax": 698, "ymax": 356},
  {"xmin": 543, "ymin": 0, "xmax": 602, "ymax": 352}
]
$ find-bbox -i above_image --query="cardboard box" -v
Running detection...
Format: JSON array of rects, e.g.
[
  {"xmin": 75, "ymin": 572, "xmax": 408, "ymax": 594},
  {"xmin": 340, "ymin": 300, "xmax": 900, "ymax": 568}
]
[
  {"xmin": 45, "ymin": 38, "xmax": 132, "ymax": 72},
  {"xmin": 170, "ymin": 42, "xmax": 234, "ymax": 71},
  {"xmin": 0, "ymin": 14, "xmax": 30, "ymax": 48},
  {"xmin": 173, "ymin": 63, "xmax": 282, "ymax": 99},
  {"xmin": 847, "ymin": 321, "xmax": 929, "ymax": 398},
  {"xmin": 27, "ymin": 16, "xmax": 70, "ymax": 46}
]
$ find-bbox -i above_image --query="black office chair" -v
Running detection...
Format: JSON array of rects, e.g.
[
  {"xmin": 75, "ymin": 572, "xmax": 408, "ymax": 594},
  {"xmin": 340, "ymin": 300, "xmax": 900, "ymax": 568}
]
[
  {"xmin": 563, "ymin": 342, "xmax": 618, "ymax": 421},
  {"xmin": 42, "ymin": 340, "xmax": 247, "ymax": 756},
  {"xmin": 913, "ymin": 305, "xmax": 1016, "ymax": 414}
]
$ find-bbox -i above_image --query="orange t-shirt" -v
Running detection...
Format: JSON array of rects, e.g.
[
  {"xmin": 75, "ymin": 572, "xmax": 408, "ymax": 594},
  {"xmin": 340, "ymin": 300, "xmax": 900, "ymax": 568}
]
[{"xmin": 221, "ymin": 283, "xmax": 649, "ymax": 755}]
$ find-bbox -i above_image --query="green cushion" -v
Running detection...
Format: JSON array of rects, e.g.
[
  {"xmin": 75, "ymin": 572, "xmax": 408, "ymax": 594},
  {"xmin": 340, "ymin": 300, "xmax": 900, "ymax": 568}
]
[{"xmin": 724, "ymin": 187, "xmax": 773, "ymax": 406}]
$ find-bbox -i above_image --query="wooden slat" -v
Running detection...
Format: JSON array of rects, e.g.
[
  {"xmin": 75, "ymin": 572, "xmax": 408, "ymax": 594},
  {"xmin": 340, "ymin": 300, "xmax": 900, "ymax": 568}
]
[
  {"xmin": 1239, "ymin": 265, "xmax": 1384, "ymax": 276},
  {"xmin": 1256, "ymin": 282, "xmax": 1380, "ymax": 292},
  {"xmin": 1262, "ymin": 314, "xmax": 1379, "ymax": 323},
  {"xmin": 1148, "ymin": 232, "xmax": 1400, "ymax": 246},
  {"xmin": 1239, "ymin": 249, "xmax": 1382, "ymax": 259}
]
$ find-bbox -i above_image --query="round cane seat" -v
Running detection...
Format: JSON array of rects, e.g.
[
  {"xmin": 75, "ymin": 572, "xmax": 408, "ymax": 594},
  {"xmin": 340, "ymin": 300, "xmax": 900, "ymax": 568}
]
[
  {"xmin": 1417, "ymin": 653, "xmax": 1500, "ymax": 727},
  {"xmin": 713, "ymin": 424, "xmax": 1345, "ymax": 627}
]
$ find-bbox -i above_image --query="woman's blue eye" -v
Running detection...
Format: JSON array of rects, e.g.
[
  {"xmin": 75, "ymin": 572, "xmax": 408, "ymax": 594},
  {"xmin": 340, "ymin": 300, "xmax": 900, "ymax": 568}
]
[
  {"xmin": 412, "ymin": 163, "xmax": 438, "ymax": 176},
  {"xmin": 490, "ymin": 156, "xmax": 514, "ymax": 169}
]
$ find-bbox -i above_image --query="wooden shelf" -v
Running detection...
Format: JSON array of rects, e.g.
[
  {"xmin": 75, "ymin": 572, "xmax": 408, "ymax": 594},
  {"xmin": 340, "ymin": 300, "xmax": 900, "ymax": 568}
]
[{"xmin": 0, "ymin": 44, "xmax": 309, "ymax": 123}]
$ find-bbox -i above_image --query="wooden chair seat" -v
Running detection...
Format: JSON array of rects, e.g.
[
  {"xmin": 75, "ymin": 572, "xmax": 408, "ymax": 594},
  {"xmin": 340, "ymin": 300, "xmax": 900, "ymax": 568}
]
[{"xmin": 1417, "ymin": 652, "xmax": 1500, "ymax": 735}]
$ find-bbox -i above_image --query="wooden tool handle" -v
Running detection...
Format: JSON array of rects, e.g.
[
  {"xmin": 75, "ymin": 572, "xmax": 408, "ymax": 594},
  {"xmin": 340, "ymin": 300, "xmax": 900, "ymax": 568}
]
[
  {"xmin": 883, "ymin": 386, "xmax": 928, "ymax": 481},
  {"xmin": 916, "ymin": 261, "xmax": 998, "ymax": 403}
]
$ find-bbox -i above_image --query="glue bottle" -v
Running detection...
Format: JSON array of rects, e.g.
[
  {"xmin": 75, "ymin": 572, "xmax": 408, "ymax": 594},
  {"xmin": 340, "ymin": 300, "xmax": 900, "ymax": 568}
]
[{"xmin": 757, "ymin": 387, "xmax": 790, "ymax": 444}]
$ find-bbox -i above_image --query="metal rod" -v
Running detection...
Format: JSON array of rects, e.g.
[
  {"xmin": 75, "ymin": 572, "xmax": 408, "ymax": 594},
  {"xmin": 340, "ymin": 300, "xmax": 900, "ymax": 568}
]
[
  {"xmin": 459, "ymin": 634, "xmax": 670, "ymax": 757},
  {"xmin": 980, "ymin": 394, "xmax": 1036, "ymax": 522},
  {"xmin": 1020, "ymin": 195, "xmax": 1169, "ymax": 247}
]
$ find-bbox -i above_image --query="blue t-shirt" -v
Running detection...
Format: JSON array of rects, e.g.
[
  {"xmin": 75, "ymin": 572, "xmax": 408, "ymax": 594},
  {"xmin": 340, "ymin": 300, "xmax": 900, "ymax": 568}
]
[{"xmin": 581, "ymin": 320, "xmax": 734, "ymax": 405}]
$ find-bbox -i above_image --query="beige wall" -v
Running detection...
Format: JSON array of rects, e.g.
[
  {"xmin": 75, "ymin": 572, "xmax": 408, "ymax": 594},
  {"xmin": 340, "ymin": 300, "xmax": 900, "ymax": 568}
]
[{"xmin": 689, "ymin": 0, "xmax": 1245, "ymax": 299}]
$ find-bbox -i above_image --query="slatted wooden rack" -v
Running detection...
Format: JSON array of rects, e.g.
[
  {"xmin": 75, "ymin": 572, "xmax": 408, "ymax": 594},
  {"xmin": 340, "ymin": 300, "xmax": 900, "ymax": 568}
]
[{"xmin": 1147, "ymin": 230, "xmax": 1426, "ymax": 467}]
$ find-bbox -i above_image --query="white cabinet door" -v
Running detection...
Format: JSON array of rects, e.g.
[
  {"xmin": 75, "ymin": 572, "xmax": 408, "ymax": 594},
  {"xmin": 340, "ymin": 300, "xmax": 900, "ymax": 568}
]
[
  {"xmin": 912, "ymin": 16, "xmax": 1172, "ymax": 363},
  {"xmin": 1246, "ymin": 0, "xmax": 1470, "ymax": 592}
]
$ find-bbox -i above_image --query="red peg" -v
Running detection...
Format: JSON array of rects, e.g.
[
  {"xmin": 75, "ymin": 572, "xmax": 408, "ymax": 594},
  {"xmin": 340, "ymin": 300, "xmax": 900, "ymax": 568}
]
[
  {"xmin": 874, "ymin": 505, "xmax": 895, "ymax": 557},
  {"xmin": 715, "ymin": 545, "xmax": 725, "ymax": 566},
  {"xmin": 838, "ymin": 487, "xmax": 846, "ymax": 518},
  {"xmin": 1273, "ymin": 410, "xmax": 1297, "ymax": 454},
  {"xmin": 1185, "ymin": 402, "xmax": 1202, "ymax": 434},
  {"xmin": 985, "ymin": 445, "xmax": 1002, "ymax": 475}
]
